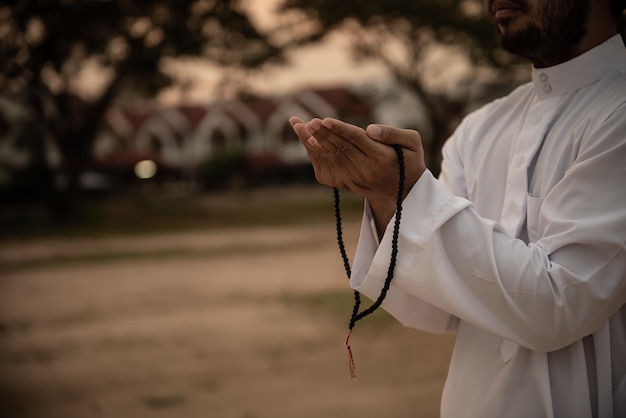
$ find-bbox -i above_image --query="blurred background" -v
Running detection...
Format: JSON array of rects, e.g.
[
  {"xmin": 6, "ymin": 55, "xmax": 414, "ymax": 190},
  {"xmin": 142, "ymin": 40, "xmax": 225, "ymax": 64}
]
[{"xmin": 1, "ymin": 1, "xmax": 623, "ymax": 417}]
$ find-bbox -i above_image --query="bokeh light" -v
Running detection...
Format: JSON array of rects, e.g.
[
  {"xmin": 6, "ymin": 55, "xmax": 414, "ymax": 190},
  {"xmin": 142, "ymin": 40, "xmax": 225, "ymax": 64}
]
[{"xmin": 134, "ymin": 159, "xmax": 157, "ymax": 179}]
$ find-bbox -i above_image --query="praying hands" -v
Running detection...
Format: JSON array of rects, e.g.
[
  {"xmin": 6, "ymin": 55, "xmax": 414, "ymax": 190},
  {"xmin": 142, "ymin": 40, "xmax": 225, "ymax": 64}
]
[{"xmin": 288, "ymin": 116, "xmax": 427, "ymax": 235}]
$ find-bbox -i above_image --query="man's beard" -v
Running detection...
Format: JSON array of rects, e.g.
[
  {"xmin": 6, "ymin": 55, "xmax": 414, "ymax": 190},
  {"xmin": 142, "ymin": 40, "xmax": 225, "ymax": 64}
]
[{"xmin": 495, "ymin": 0, "xmax": 590, "ymax": 67}]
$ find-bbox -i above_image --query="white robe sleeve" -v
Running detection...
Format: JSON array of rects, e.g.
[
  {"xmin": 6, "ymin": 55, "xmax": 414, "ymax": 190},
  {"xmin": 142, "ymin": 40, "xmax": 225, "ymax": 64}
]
[
  {"xmin": 350, "ymin": 195, "xmax": 460, "ymax": 334},
  {"xmin": 349, "ymin": 117, "xmax": 472, "ymax": 335},
  {"xmin": 353, "ymin": 161, "xmax": 626, "ymax": 352}
]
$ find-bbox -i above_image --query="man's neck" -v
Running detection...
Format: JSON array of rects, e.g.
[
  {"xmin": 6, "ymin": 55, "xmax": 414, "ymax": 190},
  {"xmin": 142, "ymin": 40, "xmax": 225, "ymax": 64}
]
[{"xmin": 532, "ymin": 31, "xmax": 617, "ymax": 68}]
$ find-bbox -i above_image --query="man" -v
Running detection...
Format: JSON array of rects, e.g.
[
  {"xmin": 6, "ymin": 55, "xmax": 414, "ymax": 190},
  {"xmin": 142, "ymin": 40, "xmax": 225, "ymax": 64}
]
[{"xmin": 289, "ymin": 0, "xmax": 626, "ymax": 417}]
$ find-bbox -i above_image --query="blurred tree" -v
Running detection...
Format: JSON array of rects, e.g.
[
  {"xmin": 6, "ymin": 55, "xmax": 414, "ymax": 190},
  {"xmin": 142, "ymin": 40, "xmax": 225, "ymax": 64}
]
[
  {"xmin": 277, "ymin": 0, "xmax": 526, "ymax": 173},
  {"xmin": 0, "ymin": 0, "xmax": 282, "ymax": 219},
  {"xmin": 278, "ymin": 1, "xmax": 626, "ymax": 173}
]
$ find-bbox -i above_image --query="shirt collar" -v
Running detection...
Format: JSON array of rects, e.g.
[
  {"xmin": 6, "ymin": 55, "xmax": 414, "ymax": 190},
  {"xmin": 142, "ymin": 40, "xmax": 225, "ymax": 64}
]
[{"xmin": 531, "ymin": 35, "xmax": 626, "ymax": 99}]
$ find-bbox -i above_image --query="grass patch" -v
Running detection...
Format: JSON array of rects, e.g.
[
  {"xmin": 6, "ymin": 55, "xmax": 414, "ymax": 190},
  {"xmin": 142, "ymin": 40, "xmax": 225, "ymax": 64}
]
[
  {"xmin": 1, "ymin": 185, "xmax": 364, "ymax": 241},
  {"xmin": 143, "ymin": 394, "xmax": 186, "ymax": 409}
]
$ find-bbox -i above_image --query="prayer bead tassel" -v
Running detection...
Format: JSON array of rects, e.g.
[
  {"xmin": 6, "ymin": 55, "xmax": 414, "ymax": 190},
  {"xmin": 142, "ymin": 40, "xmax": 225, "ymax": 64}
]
[{"xmin": 345, "ymin": 329, "xmax": 357, "ymax": 381}]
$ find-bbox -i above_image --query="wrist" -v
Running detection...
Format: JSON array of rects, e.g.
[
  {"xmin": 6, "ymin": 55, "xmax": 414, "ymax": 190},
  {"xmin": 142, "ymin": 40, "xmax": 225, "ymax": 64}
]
[{"xmin": 367, "ymin": 198, "xmax": 397, "ymax": 238}]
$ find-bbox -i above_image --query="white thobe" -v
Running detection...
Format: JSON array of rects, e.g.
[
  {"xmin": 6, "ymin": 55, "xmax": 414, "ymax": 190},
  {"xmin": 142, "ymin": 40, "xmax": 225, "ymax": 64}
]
[{"xmin": 351, "ymin": 35, "xmax": 626, "ymax": 418}]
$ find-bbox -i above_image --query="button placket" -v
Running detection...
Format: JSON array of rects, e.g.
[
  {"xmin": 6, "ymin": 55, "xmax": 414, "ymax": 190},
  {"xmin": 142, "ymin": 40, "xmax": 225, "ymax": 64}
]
[
  {"xmin": 500, "ymin": 96, "xmax": 560, "ymax": 238},
  {"xmin": 539, "ymin": 72, "xmax": 552, "ymax": 94},
  {"xmin": 500, "ymin": 101, "xmax": 546, "ymax": 237}
]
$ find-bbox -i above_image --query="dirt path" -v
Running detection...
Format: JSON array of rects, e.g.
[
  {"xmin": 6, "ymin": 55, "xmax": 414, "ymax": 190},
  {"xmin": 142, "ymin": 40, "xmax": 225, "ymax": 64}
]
[{"xmin": 0, "ymin": 223, "xmax": 455, "ymax": 418}]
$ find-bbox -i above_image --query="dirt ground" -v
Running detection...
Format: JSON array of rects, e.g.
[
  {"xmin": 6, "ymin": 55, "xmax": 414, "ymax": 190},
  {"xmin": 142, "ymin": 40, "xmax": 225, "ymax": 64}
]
[{"xmin": 0, "ymin": 222, "xmax": 455, "ymax": 418}]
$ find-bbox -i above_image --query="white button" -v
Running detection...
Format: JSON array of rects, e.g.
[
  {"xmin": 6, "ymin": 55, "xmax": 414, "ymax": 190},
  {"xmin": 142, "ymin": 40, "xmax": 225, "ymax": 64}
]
[
  {"xmin": 508, "ymin": 202, "xmax": 517, "ymax": 212},
  {"xmin": 514, "ymin": 155, "xmax": 525, "ymax": 167},
  {"xmin": 539, "ymin": 73, "xmax": 548, "ymax": 82},
  {"xmin": 543, "ymin": 84, "xmax": 552, "ymax": 93},
  {"xmin": 530, "ymin": 115, "xmax": 542, "ymax": 124}
]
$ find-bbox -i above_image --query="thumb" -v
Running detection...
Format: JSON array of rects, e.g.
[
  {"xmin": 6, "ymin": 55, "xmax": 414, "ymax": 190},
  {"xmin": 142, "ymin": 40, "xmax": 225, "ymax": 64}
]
[{"xmin": 366, "ymin": 124, "xmax": 422, "ymax": 151}]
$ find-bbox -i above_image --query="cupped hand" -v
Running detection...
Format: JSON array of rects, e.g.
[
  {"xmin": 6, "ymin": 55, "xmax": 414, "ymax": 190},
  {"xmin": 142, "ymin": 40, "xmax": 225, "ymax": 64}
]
[{"xmin": 288, "ymin": 116, "xmax": 426, "ymax": 206}]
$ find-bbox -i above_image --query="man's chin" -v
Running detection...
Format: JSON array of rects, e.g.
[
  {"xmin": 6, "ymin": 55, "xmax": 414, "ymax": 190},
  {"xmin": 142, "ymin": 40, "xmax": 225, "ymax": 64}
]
[{"xmin": 497, "ymin": 23, "xmax": 545, "ymax": 63}]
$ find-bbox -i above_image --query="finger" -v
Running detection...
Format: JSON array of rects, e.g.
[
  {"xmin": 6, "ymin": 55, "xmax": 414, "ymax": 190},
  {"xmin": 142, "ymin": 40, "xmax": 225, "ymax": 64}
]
[
  {"xmin": 308, "ymin": 117, "xmax": 389, "ymax": 171},
  {"xmin": 288, "ymin": 116, "xmax": 303, "ymax": 126},
  {"xmin": 306, "ymin": 118, "xmax": 368, "ymax": 169},
  {"xmin": 366, "ymin": 124, "xmax": 422, "ymax": 151},
  {"xmin": 306, "ymin": 118, "xmax": 340, "ymax": 151},
  {"xmin": 290, "ymin": 118, "xmax": 362, "ymax": 190},
  {"xmin": 317, "ymin": 117, "xmax": 381, "ymax": 157},
  {"xmin": 290, "ymin": 118, "xmax": 321, "ymax": 148}
]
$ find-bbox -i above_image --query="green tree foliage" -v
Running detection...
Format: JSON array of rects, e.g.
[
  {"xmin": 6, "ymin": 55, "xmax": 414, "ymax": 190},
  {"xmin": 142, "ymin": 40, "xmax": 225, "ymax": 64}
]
[{"xmin": 0, "ymin": 0, "xmax": 281, "ymax": 218}]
